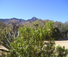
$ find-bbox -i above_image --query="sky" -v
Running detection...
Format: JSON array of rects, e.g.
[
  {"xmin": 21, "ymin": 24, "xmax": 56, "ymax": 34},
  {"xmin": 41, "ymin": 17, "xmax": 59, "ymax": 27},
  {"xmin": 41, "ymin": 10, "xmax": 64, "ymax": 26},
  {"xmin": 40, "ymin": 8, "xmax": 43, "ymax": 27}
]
[{"xmin": 0, "ymin": 0, "xmax": 68, "ymax": 23}]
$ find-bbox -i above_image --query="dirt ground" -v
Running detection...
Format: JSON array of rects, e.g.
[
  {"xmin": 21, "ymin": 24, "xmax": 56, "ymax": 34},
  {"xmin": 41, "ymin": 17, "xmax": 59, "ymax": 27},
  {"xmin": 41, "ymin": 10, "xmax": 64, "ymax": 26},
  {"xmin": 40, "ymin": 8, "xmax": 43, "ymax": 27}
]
[
  {"xmin": 55, "ymin": 40, "xmax": 68, "ymax": 49},
  {"xmin": 44, "ymin": 37, "xmax": 68, "ymax": 49},
  {"xmin": 55, "ymin": 37, "xmax": 68, "ymax": 49}
]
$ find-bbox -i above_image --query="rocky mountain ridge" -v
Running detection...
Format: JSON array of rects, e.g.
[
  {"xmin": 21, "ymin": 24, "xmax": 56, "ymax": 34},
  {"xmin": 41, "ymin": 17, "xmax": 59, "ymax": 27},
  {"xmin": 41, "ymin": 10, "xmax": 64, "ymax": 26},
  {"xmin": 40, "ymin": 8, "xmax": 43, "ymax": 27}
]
[{"xmin": 0, "ymin": 17, "xmax": 39, "ymax": 24}]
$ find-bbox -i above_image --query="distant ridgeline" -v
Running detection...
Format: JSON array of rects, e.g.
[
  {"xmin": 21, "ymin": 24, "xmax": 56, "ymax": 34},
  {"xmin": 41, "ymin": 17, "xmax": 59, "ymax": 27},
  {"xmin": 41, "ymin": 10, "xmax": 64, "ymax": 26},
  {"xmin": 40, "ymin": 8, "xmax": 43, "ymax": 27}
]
[{"xmin": 0, "ymin": 17, "xmax": 38, "ymax": 24}]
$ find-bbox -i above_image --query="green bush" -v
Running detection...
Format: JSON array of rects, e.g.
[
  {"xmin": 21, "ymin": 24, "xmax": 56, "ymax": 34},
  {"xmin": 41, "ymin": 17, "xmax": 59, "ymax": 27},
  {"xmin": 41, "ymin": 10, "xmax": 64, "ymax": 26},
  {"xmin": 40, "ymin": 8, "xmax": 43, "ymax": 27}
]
[
  {"xmin": 42, "ymin": 38, "xmax": 55, "ymax": 57},
  {"xmin": 8, "ymin": 38, "xmax": 55, "ymax": 57},
  {"xmin": 6, "ymin": 24, "xmax": 55, "ymax": 57},
  {"xmin": 56, "ymin": 45, "xmax": 68, "ymax": 57}
]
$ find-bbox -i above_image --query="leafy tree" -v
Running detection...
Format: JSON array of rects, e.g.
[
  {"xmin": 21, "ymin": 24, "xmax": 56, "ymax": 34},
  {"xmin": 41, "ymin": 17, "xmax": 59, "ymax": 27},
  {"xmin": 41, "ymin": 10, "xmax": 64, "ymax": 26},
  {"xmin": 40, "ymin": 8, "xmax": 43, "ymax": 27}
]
[{"xmin": 52, "ymin": 27, "xmax": 60, "ymax": 40}]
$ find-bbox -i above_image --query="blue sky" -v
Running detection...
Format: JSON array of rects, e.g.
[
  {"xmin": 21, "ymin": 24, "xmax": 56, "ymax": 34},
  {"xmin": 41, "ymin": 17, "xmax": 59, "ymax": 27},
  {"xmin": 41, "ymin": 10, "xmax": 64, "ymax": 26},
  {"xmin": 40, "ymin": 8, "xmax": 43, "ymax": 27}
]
[{"xmin": 0, "ymin": 0, "xmax": 68, "ymax": 23}]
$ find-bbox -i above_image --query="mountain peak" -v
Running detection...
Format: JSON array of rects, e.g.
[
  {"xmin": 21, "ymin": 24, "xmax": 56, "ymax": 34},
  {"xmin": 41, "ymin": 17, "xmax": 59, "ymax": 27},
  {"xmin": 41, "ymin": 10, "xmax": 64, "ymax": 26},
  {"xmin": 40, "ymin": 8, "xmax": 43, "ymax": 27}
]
[
  {"xmin": 10, "ymin": 18, "xmax": 18, "ymax": 20},
  {"xmin": 27, "ymin": 17, "xmax": 38, "ymax": 21},
  {"xmin": 31, "ymin": 17, "xmax": 36, "ymax": 18},
  {"xmin": 31, "ymin": 17, "xmax": 38, "ymax": 21}
]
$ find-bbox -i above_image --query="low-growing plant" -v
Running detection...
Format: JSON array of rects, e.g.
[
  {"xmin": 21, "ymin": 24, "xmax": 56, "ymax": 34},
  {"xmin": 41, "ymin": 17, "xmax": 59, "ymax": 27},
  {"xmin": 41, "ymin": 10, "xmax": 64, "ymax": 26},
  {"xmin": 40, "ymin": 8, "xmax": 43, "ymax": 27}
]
[
  {"xmin": 0, "ymin": 30, "xmax": 20, "ymax": 56},
  {"xmin": 56, "ymin": 45, "xmax": 68, "ymax": 57},
  {"xmin": 42, "ymin": 38, "xmax": 55, "ymax": 57},
  {"xmin": 7, "ymin": 38, "xmax": 55, "ymax": 57}
]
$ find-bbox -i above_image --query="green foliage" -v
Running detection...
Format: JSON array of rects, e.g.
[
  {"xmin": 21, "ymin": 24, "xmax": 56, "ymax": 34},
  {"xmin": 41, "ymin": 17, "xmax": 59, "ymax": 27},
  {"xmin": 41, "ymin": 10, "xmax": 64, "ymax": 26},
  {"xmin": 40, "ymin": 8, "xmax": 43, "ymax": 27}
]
[
  {"xmin": 9, "ymin": 37, "xmax": 43, "ymax": 57},
  {"xmin": 45, "ymin": 21, "xmax": 54, "ymax": 40},
  {"xmin": 33, "ymin": 19, "xmax": 44, "ymax": 28},
  {"xmin": 8, "ymin": 38, "xmax": 55, "ymax": 57},
  {"xmin": 19, "ymin": 25, "xmax": 46, "ymax": 41},
  {"xmin": 1, "ymin": 21, "xmax": 68, "ymax": 57},
  {"xmin": 0, "ymin": 22, "xmax": 12, "ymax": 41},
  {"xmin": 46, "ymin": 21, "xmax": 54, "ymax": 29},
  {"xmin": 6, "ymin": 24, "xmax": 55, "ymax": 57},
  {"xmin": 56, "ymin": 45, "xmax": 68, "ymax": 57},
  {"xmin": 0, "ymin": 30, "xmax": 19, "ymax": 53},
  {"xmin": 43, "ymin": 38, "xmax": 55, "ymax": 57},
  {"xmin": 0, "ymin": 31, "xmax": 12, "ymax": 52},
  {"xmin": 52, "ymin": 27, "xmax": 60, "ymax": 40}
]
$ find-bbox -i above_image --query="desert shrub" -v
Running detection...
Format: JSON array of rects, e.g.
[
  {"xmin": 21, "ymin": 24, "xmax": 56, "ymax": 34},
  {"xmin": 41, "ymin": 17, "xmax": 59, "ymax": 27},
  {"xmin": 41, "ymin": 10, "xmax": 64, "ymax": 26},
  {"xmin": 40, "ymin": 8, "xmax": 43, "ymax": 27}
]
[
  {"xmin": 0, "ymin": 30, "xmax": 20, "ymax": 57},
  {"xmin": 56, "ymin": 45, "xmax": 68, "ymax": 57},
  {"xmin": 8, "ymin": 38, "xmax": 55, "ymax": 57},
  {"xmin": 19, "ymin": 25, "xmax": 46, "ymax": 41},
  {"xmin": 6, "ymin": 24, "xmax": 56, "ymax": 57}
]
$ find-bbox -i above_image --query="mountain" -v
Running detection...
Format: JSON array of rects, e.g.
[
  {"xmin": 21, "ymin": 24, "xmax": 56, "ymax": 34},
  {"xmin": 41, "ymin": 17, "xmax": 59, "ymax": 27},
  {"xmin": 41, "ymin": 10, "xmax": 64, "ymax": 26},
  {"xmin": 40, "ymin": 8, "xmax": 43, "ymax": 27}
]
[
  {"xmin": 0, "ymin": 18, "xmax": 26, "ymax": 24},
  {"xmin": 0, "ymin": 17, "xmax": 38, "ymax": 24},
  {"xmin": 27, "ymin": 17, "xmax": 38, "ymax": 21}
]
